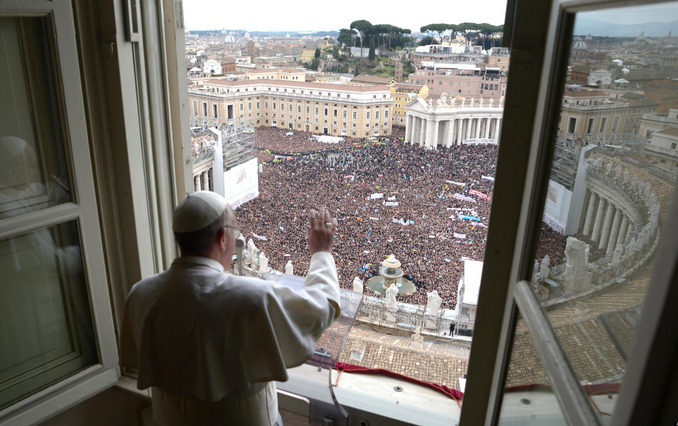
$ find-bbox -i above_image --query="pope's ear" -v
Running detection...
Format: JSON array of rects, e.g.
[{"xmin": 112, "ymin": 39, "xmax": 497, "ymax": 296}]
[{"xmin": 217, "ymin": 227, "xmax": 227, "ymax": 250}]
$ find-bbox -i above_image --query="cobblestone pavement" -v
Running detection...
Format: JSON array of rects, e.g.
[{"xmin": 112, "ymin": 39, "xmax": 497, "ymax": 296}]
[{"xmin": 338, "ymin": 326, "xmax": 470, "ymax": 388}]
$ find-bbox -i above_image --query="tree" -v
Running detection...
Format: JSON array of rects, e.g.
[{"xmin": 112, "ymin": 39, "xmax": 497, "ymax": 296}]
[
  {"xmin": 337, "ymin": 28, "xmax": 355, "ymax": 47},
  {"xmin": 350, "ymin": 20, "xmax": 372, "ymax": 57},
  {"xmin": 309, "ymin": 58, "xmax": 319, "ymax": 71},
  {"xmin": 419, "ymin": 35, "xmax": 434, "ymax": 46},
  {"xmin": 368, "ymin": 39, "xmax": 376, "ymax": 62},
  {"xmin": 314, "ymin": 48, "xmax": 320, "ymax": 59}
]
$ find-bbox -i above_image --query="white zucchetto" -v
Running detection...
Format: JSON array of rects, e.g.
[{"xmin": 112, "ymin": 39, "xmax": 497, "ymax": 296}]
[
  {"xmin": 0, "ymin": 136, "xmax": 29, "ymax": 166},
  {"xmin": 173, "ymin": 191, "xmax": 228, "ymax": 233}
]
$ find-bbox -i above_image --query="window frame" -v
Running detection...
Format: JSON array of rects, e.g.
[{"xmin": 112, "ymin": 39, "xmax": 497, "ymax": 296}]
[
  {"xmin": 0, "ymin": 1, "xmax": 121, "ymax": 423},
  {"xmin": 462, "ymin": 0, "xmax": 678, "ymax": 424}
]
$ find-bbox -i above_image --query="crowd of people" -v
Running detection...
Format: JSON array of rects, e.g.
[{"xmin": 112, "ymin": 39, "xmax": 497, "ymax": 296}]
[{"xmin": 236, "ymin": 128, "xmax": 565, "ymax": 310}]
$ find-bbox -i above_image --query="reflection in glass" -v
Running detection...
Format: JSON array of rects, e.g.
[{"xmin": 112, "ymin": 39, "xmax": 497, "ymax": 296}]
[
  {"xmin": 0, "ymin": 221, "xmax": 96, "ymax": 410},
  {"xmin": 504, "ymin": 1, "xmax": 675, "ymax": 419},
  {"xmin": 0, "ymin": 17, "xmax": 71, "ymax": 218},
  {"xmin": 498, "ymin": 328, "xmax": 617, "ymax": 424}
]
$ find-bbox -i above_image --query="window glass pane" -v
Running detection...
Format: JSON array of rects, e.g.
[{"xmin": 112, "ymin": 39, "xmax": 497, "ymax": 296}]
[
  {"xmin": 497, "ymin": 327, "xmax": 611, "ymax": 425},
  {"xmin": 0, "ymin": 17, "xmax": 72, "ymax": 217},
  {"xmin": 0, "ymin": 220, "xmax": 97, "ymax": 410},
  {"xmin": 509, "ymin": 2, "xmax": 675, "ymax": 417}
]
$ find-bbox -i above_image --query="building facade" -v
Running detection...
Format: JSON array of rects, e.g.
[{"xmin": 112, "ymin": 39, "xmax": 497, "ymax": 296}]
[
  {"xmin": 188, "ymin": 79, "xmax": 394, "ymax": 137},
  {"xmin": 405, "ymin": 96, "xmax": 504, "ymax": 148},
  {"xmin": 408, "ymin": 63, "xmax": 507, "ymax": 99},
  {"xmin": 558, "ymin": 90, "xmax": 628, "ymax": 134},
  {"xmin": 391, "ymin": 83, "xmax": 429, "ymax": 126}
]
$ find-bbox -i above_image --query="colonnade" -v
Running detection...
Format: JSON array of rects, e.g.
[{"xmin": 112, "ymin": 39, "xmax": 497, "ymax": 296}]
[
  {"xmin": 193, "ymin": 168, "xmax": 213, "ymax": 192},
  {"xmin": 405, "ymin": 114, "xmax": 503, "ymax": 148},
  {"xmin": 581, "ymin": 189, "xmax": 633, "ymax": 254}
]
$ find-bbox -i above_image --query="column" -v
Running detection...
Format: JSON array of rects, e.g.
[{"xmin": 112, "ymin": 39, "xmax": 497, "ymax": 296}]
[
  {"xmin": 443, "ymin": 120, "xmax": 452, "ymax": 147},
  {"xmin": 426, "ymin": 119, "xmax": 435, "ymax": 147},
  {"xmin": 475, "ymin": 118, "xmax": 481, "ymax": 139},
  {"xmin": 582, "ymin": 191, "xmax": 598, "ymax": 236},
  {"xmin": 591, "ymin": 197, "xmax": 607, "ymax": 242},
  {"xmin": 496, "ymin": 119, "xmax": 502, "ymax": 144},
  {"xmin": 481, "ymin": 119, "xmax": 487, "ymax": 138},
  {"xmin": 598, "ymin": 202, "xmax": 616, "ymax": 250},
  {"xmin": 432, "ymin": 120, "xmax": 440, "ymax": 148},
  {"xmin": 618, "ymin": 216, "xmax": 630, "ymax": 245},
  {"xmin": 202, "ymin": 171, "xmax": 209, "ymax": 191},
  {"xmin": 457, "ymin": 119, "xmax": 463, "ymax": 144},
  {"xmin": 419, "ymin": 118, "xmax": 426, "ymax": 147},
  {"xmin": 194, "ymin": 174, "xmax": 201, "ymax": 191},
  {"xmin": 405, "ymin": 115, "xmax": 413, "ymax": 142},
  {"xmin": 606, "ymin": 209, "xmax": 624, "ymax": 254}
]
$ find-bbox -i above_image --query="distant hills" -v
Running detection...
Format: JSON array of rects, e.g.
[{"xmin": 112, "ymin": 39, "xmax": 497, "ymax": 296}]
[{"xmin": 573, "ymin": 17, "xmax": 678, "ymax": 37}]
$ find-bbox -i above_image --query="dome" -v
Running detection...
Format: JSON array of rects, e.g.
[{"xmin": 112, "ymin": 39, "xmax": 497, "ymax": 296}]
[
  {"xmin": 573, "ymin": 41, "xmax": 588, "ymax": 50},
  {"xmin": 585, "ymin": 33, "xmax": 592, "ymax": 41}
]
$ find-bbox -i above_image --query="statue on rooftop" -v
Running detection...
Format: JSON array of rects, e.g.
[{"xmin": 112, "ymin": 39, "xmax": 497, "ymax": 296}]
[
  {"xmin": 352, "ymin": 277, "xmax": 364, "ymax": 293},
  {"xmin": 385, "ymin": 283, "xmax": 398, "ymax": 310}
]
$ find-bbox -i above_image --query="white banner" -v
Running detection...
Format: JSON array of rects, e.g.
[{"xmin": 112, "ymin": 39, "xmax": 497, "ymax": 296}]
[
  {"xmin": 385, "ymin": 202, "xmax": 399, "ymax": 206},
  {"xmin": 387, "ymin": 196, "xmax": 397, "ymax": 201},
  {"xmin": 454, "ymin": 233, "xmax": 466, "ymax": 239},
  {"xmin": 369, "ymin": 217, "xmax": 379, "ymax": 221},
  {"xmin": 252, "ymin": 233, "xmax": 267, "ymax": 241},
  {"xmin": 453, "ymin": 193, "xmax": 476, "ymax": 203},
  {"xmin": 462, "ymin": 138, "xmax": 497, "ymax": 145},
  {"xmin": 446, "ymin": 180, "xmax": 465, "ymax": 186},
  {"xmin": 482, "ymin": 175, "xmax": 495, "ymax": 181},
  {"xmin": 371, "ymin": 193, "xmax": 384, "ymax": 199}
]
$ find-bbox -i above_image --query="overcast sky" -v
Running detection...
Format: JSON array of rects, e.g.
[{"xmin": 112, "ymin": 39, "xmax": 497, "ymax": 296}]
[
  {"xmin": 577, "ymin": 3, "xmax": 678, "ymax": 25},
  {"xmin": 183, "ymin": 0, "xmax": 508, "ymax": 33}
]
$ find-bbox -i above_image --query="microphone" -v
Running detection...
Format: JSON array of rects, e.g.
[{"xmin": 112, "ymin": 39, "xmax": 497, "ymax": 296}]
[{"xmin": 235, "ymin": 238, "xmax": 244, "ymax": 276}]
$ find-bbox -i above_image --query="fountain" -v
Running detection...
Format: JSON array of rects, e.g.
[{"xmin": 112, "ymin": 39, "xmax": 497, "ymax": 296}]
[{"xmin": 366, "ymin": 254, "xmax": 416, "ymax": 296}]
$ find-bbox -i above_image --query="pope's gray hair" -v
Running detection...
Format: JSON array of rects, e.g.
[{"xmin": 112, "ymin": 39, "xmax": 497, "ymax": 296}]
[{"xmin": 174, "ymin": 206, "xmax": 234, "ymax": 255}]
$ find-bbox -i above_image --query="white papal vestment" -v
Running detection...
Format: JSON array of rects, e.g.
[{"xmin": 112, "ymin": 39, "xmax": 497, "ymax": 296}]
[{"xmin": 119, "ymin": 251, "xmax": 340, "ymax": 425}]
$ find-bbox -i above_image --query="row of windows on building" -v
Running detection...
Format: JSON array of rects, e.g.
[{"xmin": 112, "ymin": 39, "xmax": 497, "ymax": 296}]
[
  {"xmin": 195, "ymin": 100, "xmax": 389, "ymax": 121},
  {"xmin": 206, "ymin": 85, "xmax": 391, "ymax": 101}
]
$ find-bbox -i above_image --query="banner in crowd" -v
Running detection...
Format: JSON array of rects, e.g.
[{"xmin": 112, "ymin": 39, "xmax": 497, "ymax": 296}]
[
  {"xmin": 454, "ymin": 233, "xmax": 466, "ymax": 239},
  {"xmin": 385, "ymin": 201, "xmax": 399, "ymax": 206},
  {"xmin": 482, "ymin": 176, "xmax": 495, "ymax": 181},
  {"xmin": 387, "ymin": 196, "xmax": 397, "ymax": 201},
  {"xmin": 392, "ymin": 217, "xmax": 411, "ymax": 225},
  {"xmin": 469, "ymin": 189, "xmax": 491, "ymax": 200},
  {"xmin": 371, "ymin": 193, "xmax": 384, "ymax": 199},
  {"xmin": 458, "ymin": 214, "xmax": 481, "ymax": 222},
  {"xmin": 446, "ymin": 180, "xmax": 465, "ymax": 187},
  {"xmin": 252, "ymin": 233, "xmax": 267, "ymax": 241},
  {"xmin": 460, "ymin": 256, "xmax": 476, "ymax": 261},
  {"xmin": 462, "ymin": 138, "xmax": 497, "ymax": 145},
  {"xmin": 453, "ymin": 193, "xmax": 476, "ymax": 203},
  {"xmin": 343, "ymin": 175, "xmax": 354, "ymax": 179},
  {"xmin": 369, "ymin": 217, "xmax": 379, "ymax": 221}
]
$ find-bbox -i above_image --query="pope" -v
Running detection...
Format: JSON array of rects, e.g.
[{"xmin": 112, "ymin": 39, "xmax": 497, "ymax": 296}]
[{"xmin": 119, "ymin": 191, "xmax": 340, "ymax": 426}]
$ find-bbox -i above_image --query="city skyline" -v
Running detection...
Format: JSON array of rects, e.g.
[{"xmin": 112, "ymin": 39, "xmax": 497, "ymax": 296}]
[{"xmin": 183, "ymin": 0, "xmax": 508, "ymax": 33}]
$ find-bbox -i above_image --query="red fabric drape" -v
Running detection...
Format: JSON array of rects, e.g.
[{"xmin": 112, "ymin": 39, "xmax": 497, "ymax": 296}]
[
  {"xmin": 334, "ymin": 362, "xmax": 621, "ymax": 405},
  {"xmin": 334, "ymin": 362, "xmax": 464, "ymax": 402}
]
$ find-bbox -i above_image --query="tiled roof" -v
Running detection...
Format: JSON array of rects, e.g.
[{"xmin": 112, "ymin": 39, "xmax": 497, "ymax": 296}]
[
  {"xmin": 563, "ymin": 90, "xmax": 608, "ymax": 97},
  {"xmin": 352, "ymin": 75, "xmax": 394, "ymax": 84},
  {"xmin": 202, "ymin": 79, "xmax": 391, "ymax": 93},
  {"xmin": 656, "ymin": 127, "xmax": 678, "ymax": 137}
]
